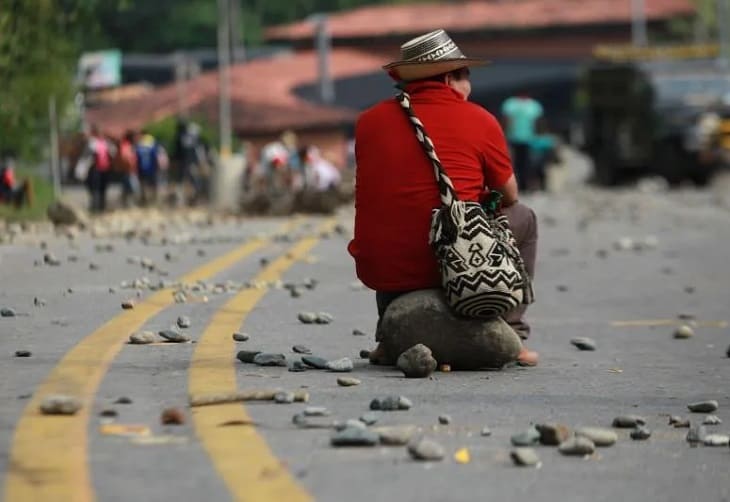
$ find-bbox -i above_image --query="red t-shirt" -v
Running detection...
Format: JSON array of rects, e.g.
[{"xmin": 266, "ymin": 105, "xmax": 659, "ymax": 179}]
[{"xmin": 348, "ymin": 81, "xmax": 513, "ymax": 291}]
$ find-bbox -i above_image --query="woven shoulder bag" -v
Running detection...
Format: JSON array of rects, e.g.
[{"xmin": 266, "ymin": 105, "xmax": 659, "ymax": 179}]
[{"xmin": 397, "ymin": 91, "xmax": 534, "ymax": 318}]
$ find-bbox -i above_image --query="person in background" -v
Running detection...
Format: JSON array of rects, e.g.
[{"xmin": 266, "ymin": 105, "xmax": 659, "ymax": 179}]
[
  {"xmin": 529, "ymin": 118, "xmax": 559, "ymax": 191},
  {"xmin": 85, "ymin": 126, "xmax": 115, "ymax": 212},
  {"xmin": 259, "ymin": 140, "xmax": 289, "ymax": 194},
  {"xmin": 135, "ymin": 131, "xmax": 161, "ymax": 205},
  {"xmin": 501, "ymin": 91, "xmax": 543, "ymax": 191},
  {"xmin": 302, "ymin": 145, "xmax": 341, "ymax": 191},
  {"xmin": 177, "ymin": 121, "xmax": 205, "ymax": 205},
  {"xmin": 118, "ymin": 130, "xmax": 139, "ymax": 207},
  {"xmin": 0, "ymin": 157, "xmax": 32, "ymax": 208}
]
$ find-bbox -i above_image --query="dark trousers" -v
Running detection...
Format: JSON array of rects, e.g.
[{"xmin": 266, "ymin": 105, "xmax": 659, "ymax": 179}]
[
  {"xmin": 376, "ymin": 202, "xmax": 538, "ymax": 339},
  {"xmin": 87, "ymin": 169, "xmax": 109, "ymax": 212},
  {"xmin": 510, "ymin": 142, "xmax": 531, "ymax": 191}
]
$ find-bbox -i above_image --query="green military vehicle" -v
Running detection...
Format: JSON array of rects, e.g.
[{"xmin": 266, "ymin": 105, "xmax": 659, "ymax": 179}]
[{"xmin": 581, "ymin": 45, "xmax": 730, "ymax": 185}]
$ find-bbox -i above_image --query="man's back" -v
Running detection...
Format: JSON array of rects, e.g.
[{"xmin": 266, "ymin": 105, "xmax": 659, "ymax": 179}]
[{"xmin": 349, "ymin": 81, "xmax": 512, "ymax": 292}]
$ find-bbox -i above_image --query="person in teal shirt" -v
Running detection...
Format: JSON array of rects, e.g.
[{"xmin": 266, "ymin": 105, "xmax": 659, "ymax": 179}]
[
  {"xmin": 501, "ymin": 94, "xmax": 544, "ymax": 190},
  {"xmin": 529, "ymin": 118, "xmax": 558, "ymax": 191}
]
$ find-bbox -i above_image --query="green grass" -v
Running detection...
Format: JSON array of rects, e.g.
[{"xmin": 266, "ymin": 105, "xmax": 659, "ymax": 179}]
[{"xmin": 0, "ymin": 168, "xmax": 55, "ymax": 222}]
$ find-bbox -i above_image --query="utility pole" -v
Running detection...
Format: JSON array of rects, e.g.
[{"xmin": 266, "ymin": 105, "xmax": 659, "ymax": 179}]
[
  {"xmin": 217, "ymin": 0, "xmax": 233, "ymax": 157},
  {"xmin": 631, "ymin": 0, "xmax": 648, "ymax": 47},
  {"xmin": 313, "ymin": 14, "xmax": 334, "ymax": 104},
  {"xmin": 48, "ymin": 96, "xmax": 62, "ymax": 198},
  {"xmin": 719, "ymin": 0, "xmax": 730, "ymax": 68}
]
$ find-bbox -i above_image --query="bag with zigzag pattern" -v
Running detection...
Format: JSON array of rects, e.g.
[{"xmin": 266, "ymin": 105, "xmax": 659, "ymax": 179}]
[{"xmin": 397, "ymin": 91, "xmax": 534, "ymax": 318}]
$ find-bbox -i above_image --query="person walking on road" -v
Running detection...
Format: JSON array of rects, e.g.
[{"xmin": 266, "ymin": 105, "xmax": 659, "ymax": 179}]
[
  {"xmin": 83, "ymin": 126, "xmax": 115, "ymax": 212},
  {"xmin": 135, "ymin": 131, "xmax": 162, "ymax": 205},
  {"xmin": 117, "ymin": 130, "xmax": 139, "ymax": 207},
  {"xmin": 501, "ymin": 91, "xmax": 543, "ymax": 191},
  {"xmin": 349, "ymin": 29, "xmax": 539, "ymax": 367}
]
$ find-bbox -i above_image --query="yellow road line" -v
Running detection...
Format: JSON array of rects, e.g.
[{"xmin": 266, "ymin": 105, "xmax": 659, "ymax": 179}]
[
  {"xmin": 189, "ymin": 220, "xmax": 335, "ymax": 502},
  {"xmin": 4, "ymin": 224, "xmax": 295, "ymax": 502}
]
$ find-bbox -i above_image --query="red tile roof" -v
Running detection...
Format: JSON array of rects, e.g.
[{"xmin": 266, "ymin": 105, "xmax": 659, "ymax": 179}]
[
  {"xmin": 88, "ymin": 49, "xmax": 387, "ymax": 137},
  {"xmin": 266, "ymin": 0, "xmax": 694, "ymax": 41}
]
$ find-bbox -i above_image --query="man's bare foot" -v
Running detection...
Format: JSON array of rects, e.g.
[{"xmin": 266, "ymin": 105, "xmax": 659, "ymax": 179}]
[{"xmin": 517, "ymin": 346, "xmax": 539, "ymax": 367}]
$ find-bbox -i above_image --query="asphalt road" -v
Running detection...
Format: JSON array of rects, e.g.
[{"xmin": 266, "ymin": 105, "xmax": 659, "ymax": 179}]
[{"xmin": 1, "ymin": 161, "xmax": 730, "ymax": 502}]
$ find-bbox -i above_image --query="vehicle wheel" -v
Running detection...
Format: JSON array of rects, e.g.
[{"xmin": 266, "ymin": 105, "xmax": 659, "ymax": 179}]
[{"xmin": 654, "ymin": 141, "xmax": 687, "ymax": 186}]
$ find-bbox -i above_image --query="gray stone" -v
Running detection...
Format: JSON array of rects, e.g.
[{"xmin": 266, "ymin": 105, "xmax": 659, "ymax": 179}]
[
  {"xmin": 575, "ymin": 427, "xmax": 617, "ymax": 447},
  {"xmin": 481, "ymin": 427, "xmax": 492, "ymax": 437},
  {"xmin": 303, "ymin": 406, "xmax": 330, "ymax": 417},
  {"xmin": 674, "ymin": 325, "xmax": 694, "ymax": 339},
  {"xmin": 396, "ymin": 344, "xmax": 438, "ymax": 378},
  {"xmin": 359, "ymin": 412, "xmax": 379, "ymax": 426},
  {"xmin": 570, "ymin": 337, "xmax": 597, "ymax": 351},
  {"xmin": 232, "ymin": 332, "xmax": 249, "ymax": 342},
  {"xmin": 40, "ymin": 395, "xmax": 82, "ymax": 415},
  {"xmin": 376, "ymin": 290, "xmax": 521, "ymax": 369},
  {"xmin": 15, "ymin": 350, "xmax": 31, "ymax": 358},
  {"xmin": 297, "ymin": 312, "xmax": 317, "ymax": 324},
  {"xmin": 352, "ymin": 329, "xmax": 367, "ymax": 336},
  {"xmin": 407, "ymin": 438, "xmax": 445, "ymax": 461},
  {"xmin": 237, "ymin": 350, "xmax": 261, "ymax": 363},
  {"xmin": 128, "ymin": 331, "xmax": 157, "ymax": 345},
  {"xmin": 47, "ymin": 199, "xmax": 89, "ymax": 226},
  {"xmin": 89, "ymin": 262, "xmax": 100, "ymax": 271},
  {"xmin": 438, "ymin": 414, "xmax": 452, "ymax": 425},
  {"xmin": 274, "ymin": 392, "xmax": 295, "ymax": 404},
  {"xmin": 253, "ymin": 353, "xmax": 287, "ymax": 367},
  {"xmin": 115, "ymin": 396, "xmax": 133, "ymax": 404},
  {"xmin": 121, "ymin": 300, "xmax": 135, "ymax": 310},
  {"xmin": 703, "ymin": 434, "xmax": 730, "ymax": 446},
  {"xmin": 536, "ymin": 423, "xmax": 572, "ymax": 446},
  {"xmin": 99, "ymin": 408, "xmax": 118, "ymax": 417},
  {"xmin": 337, "ymin": 377, "xmax": 361, "ymax": 387},
  {"xmin": 630, "ymin": 426, "xmax": 652, "ymax": 440},
  {"xmin": 292, "ymin": 345, "xmax": 311, "ymax": 354},
  {"xmin": 43, "ymin": 253, "xmax": 61, "ymax": 266},
  {"xmin": 702, "ymin": 415, "xmax": 722, "ymax": 425},
  {"xmin": 370, "ymin": 396, "xmax": 412, "ymax": 411},
  {"xmin": 686, "ymin": 425, "xmax": 707, "ymax": 444},
  {"xmin": 302, "ymin": 356, "xmax": 328, "ymax": 369},
  {"xmin": 359, "ymin": 349, "xmax": 371, "ymax": 359},
  {"xmin": 33, "ymin": 297, "xmax": 46, "ymax": 307},
  {"xmin": 158, "ymin": 329, "xmax": 191, "ymax": 343},
  {"xmin": 315, "ymin": 312, "xmax": 334, "ymax": 324},
  {"xmin": 511, "ymin": 426, "xmax": 541, "ymax": 446},
  {"xmin": 687, "ymin": 400, "xmax": 719, "ymax": 413},
  {"xmin": 331, "ymin": 427, "xmax": 379, "ymax": 447},
  {"xmin": 612, "ymin": 415, "xmax": 646, "ymax": 428},
  {"xmin": 375, "ymin": 425, "xmax": 418, "ymax": 446},
  {"xmin": 334, "ymin": 419, "xmax": 367, "ymax": 432},
  {"xmin": 288, "ymin": 361, "xmax": 308, "ymax": 372},
  {"xmin": 511, "ymin": 448, "xmax": 541, "ymax": 467},
  {"xmin": 325, "ymin": 357, "xmax": 354, "ymax": 372},
  {"xmin": 558, "ymin": 437, "xmax": 596, "ymax": 455},
  {"xmin": 177, "ymin": 316, "xmax": 191, "ymax": 329},
  {"xmin": 1, "ymin": 307, "xmax": 17, "ymax": 317}
]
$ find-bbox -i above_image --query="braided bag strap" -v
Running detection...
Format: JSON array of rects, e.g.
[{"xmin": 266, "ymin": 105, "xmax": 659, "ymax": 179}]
[{"xmin": 397, "ymin": 92, "xmax": 458, "ymax": 208}]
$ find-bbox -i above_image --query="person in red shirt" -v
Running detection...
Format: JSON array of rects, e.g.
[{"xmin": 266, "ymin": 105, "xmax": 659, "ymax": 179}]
[{"xmin": 348, "ymin": 29, "xmax": 538, "ymax": 366}]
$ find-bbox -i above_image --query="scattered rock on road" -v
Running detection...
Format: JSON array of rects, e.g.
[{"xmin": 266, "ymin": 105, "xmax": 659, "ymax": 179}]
[
  {"xmin": 674, "ymin": 325, "xmax": 694, "ymax": 339},
  {"xmin": 43, "ymin": 253, "xmax": 61, "ymax": 266},
  {"xmin": 297, "ymin": 312, "xmax": 317, "ymax": 324},
  {"xmin": 177, "ymin": 316, "xmax": 191, "ymax": 329},
  {"xmin": 326, "ymin": 357, "xmax": 354, "ymax": 372},
  {"xmin": 337, "ymin": 377, "xmax": 361, "ymax": 387},
  {"xmin": 570, "ymin": 337, "xmax": 597, "ymax": 351},
  {"xmin": 115, "ymin": 396, "xmax": 133, "ymax": 405},
  {"xmin": 359, "ymin": 349, "xmax": 371, "ymax": 359},
  {"xmin": 396, "ymin": 344, "xmax": 437, "ymax": 378},
  {"xmin": 630, "ymin": 426, "xmax": 652, "ymax": 440},
  {"xmin": 438, "ymin": 414, "xmax": 452, "ymax": 425},
  {"xmin": 511, "ymin": 448, "xmax": 541, "ymax": 467},
  {"xmin": 687, "ymin": 400, "xmax": 719, "ymax": 413},
  {"xmin": 558, "ymin": 436, "xmax": 595, "ymax": 456},
  {"xmin": 1, "ymin": 307, "xmax": 17, "ymax": 317},
  {"xmin": 274, "ymin": 392, "xmax": 296, "ymax": 404},
  {"xmin": 703, "ymin": 434, "xmax": 730, "ymax": 446},
  {"xmin": 237, "ymin": 350, "xmax": 261, "ymax": 363},
  {"xmin": 537, "ymin": 423, "xmax": 572, "ymax": 446},
  {"xmin": 253, "ymin": 353, "xmax": 287, "ymax": 367},
  {"xmin": 121, "ymin": 300, "xmax": 135, "ymax": 310},
  {"xmin": 40, "ymin": 395, "xmax": 82, "ymax": 415},
  {"xmin": 359, "ymin": 412, "xmax": 379, "ymax": 426},
  {"xmin": 702, "ymin": 415, "xmax": 722, "ymax": 425},
  {"xmin": 575, "ymin": 427, "xmax": 617, "ymax": 446},
  {"xmin": 14, "ymin": 350, "xmax": 31, "ymax": 358},
  {"xmin": 292, "ymin": 345, "xmax": 311, "ymax": 354},
  {"xmin": 288, "ymin": 361, "xmax": 308, "ymax": 372},
  {"xmin": 370, "ymin": 396, "xmax": 412, "ymax": 411},
  {"xmin": 481, "ymin": 426, "xmax": 492, "ymax": 437},
  {"xmin": 612, "ymin": 415, "xmax": 646, "ymax": 428},
  {"xmin": 303, "ymin": 407, "xmax": 330, "ymax": 417},
  {"xmin": 331, "ymin": 427, "xmax": 379, "ymax": 447},
  {"xmin": 352, "ymin": 329, "xmax": 367, "ymax": 336},
  {"xmin": 686, "ymin": 425, "xmax": 707, "ymax": 445},
  {"xmin": 99, "ymin": 409, "xmax": 118, "ymax": 418},
  {"xmin": 315, "ymin": 312, "xmax": 334, "ymax": 324},
  {"xmin": 129, "ymin": 331, "xmax": 157, "ymax": 345},
  {"xmin": 232, "ymin": 332, "xmax": 249, "ymax": 342},
  {"xmin": 161, "ymin": 408, "xmax": 186, "ymax": 425},
  {"xmin": 302, "ymin": 355, "xmax": 328, "ymax": 369},
  {"xmin": 334, "ymin": 419, "xmax": 367, "ymax": 431},
  {"xmin": 375, "ymin": 425, "xmax": 417, "ymax": 446},
  {"xmin": 47, "ymin": 199, "xmax": 88, "ymax": 226},
  {"xmin": 407, "ymin": 438, "xmax": 445, "ymax": 461},
  {"xmin": 33, "ymin": 297, "xmax": 46, "ymax": 307},
  {"xmin": 511, "ymin": 426, "xmax": 541, "ymax": 446},
  {"xmin": 159, "ymin": 329, "xmax": 191, "ymax": 343}
]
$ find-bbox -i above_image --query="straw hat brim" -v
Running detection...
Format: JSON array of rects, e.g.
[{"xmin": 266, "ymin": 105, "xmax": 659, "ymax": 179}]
[{"xmin": 383, "ymin": 58, "xmax": 489, "ymax": 81}]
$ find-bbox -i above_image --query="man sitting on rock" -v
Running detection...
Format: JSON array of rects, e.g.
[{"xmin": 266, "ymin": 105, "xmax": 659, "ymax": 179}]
[{"xmin": 348, "ymin": 29, "xmax": 538, "ymax": 369}]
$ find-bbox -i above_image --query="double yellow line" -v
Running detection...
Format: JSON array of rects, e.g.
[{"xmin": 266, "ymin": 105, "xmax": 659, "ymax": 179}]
[{"xmin": 4, "ymin": 219, "xmax": 329, "ymax": 501}]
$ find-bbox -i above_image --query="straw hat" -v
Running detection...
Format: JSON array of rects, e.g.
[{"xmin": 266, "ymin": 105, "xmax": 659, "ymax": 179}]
[{"xmin": 383, "ymin": 29, "xmax": 488, "ymax": 82}]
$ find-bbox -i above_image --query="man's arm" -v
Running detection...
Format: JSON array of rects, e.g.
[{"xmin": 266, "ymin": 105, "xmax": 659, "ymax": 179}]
[
  {"xmin": 494, "ymin": 173, "xmax": 519, "ymax": 207},
  {"xmin": 479, "ymin": 110, "xmax": 519, "ymax": 205}
]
